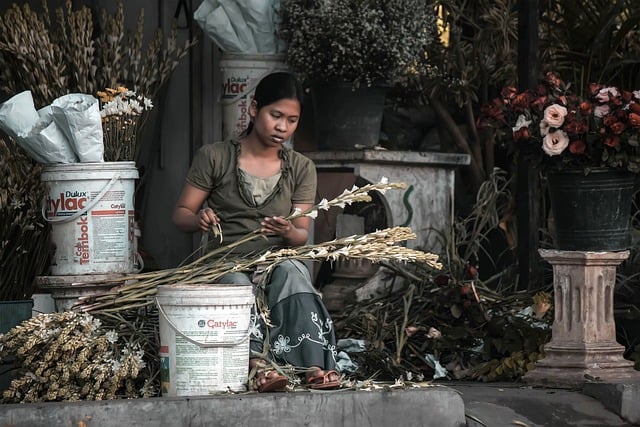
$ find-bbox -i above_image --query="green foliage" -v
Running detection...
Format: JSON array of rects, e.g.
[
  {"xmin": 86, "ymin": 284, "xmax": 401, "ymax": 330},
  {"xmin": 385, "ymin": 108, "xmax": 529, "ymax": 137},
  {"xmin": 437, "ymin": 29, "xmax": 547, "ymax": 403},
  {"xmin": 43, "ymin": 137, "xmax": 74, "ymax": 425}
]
[
  {"xmin": 539, "ymin": 0, "xmax": 640, "ymax": 93},
  {"xmin": 279, "ymin": 0, "xmax": 441, "ymax": 87}
]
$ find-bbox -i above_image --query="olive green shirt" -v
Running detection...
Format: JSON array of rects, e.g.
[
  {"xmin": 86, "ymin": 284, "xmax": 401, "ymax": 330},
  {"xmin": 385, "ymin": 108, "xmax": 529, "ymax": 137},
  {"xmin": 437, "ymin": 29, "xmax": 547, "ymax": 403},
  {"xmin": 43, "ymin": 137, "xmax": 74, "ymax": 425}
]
[{"xmin": 186, "ymin": 140, "xmax": 317, "ymax": 254}]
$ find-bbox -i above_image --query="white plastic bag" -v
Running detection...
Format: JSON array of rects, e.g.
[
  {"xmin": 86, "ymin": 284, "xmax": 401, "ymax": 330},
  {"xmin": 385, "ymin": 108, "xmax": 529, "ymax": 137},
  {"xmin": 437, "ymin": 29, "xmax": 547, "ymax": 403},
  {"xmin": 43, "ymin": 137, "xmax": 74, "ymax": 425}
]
[
  {"xmin": 0, "ymin": 90, "xmax": 39, "ymax": 138},
  {"xmin": 21, "ymin": 106, "xmax": 79, "ymax": 164},
  {"xmin": 194, "ymin": 0, "xmax": 283, "ymax": 53},
  {"xmin": 51, "ymin": 93, "xmax": 104, "ymax": 162},
  {"xmin": 0, "ymin": 91, "xmax": 77, "ymax": 163}
]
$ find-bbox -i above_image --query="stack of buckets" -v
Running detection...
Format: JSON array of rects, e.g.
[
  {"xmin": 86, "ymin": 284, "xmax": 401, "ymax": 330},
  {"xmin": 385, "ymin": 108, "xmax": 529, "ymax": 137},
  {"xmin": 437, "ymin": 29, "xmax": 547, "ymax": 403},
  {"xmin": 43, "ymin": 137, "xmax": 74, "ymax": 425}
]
[
  {"xmin": 39, "ymin": 161, "xmax": 139, "ymax": 310},
  {"xmin": 41, "ymin": 162, "xmax": 255, "ymax": 396}
]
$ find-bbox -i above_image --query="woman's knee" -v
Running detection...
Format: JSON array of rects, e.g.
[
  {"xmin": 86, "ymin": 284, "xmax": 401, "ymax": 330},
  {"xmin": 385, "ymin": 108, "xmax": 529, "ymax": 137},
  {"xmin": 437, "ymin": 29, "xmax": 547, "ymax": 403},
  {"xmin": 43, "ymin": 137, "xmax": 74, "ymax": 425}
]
[
  {"xmin": 218, "ymin": 272, "xmax": 253, "ymax": 285},
  {"xmin": 272, "ymin": 260, "xmax": 311, "ymax": 282}
]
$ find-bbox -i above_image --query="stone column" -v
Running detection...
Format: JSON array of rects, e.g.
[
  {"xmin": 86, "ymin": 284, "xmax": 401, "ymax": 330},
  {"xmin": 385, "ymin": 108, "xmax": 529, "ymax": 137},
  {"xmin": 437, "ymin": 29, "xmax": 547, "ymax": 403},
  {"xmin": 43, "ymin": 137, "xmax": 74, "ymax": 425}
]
[{"xmin": 525, "ymin": 250, "xmax": 640, "ymax": 388}]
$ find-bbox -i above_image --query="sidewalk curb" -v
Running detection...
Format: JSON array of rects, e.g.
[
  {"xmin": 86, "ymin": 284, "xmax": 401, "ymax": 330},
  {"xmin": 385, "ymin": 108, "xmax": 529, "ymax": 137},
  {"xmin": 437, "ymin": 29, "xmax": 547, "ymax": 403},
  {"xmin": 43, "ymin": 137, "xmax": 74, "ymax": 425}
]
[
  {"xmin": 0, "ymin": 386, "xmax": 466, "ymax": 427},
  {"xmin": 582, "ymin": 382, "xmax": 640, "ymax": 425}
]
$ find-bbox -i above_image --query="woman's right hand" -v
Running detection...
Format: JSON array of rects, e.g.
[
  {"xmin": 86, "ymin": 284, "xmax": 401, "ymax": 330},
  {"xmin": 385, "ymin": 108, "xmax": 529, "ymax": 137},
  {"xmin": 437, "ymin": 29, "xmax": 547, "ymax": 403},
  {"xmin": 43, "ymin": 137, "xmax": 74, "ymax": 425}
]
[
  {"xmin": 173, "ymin": 183, "xmax": 218, "ymax": 233},
  {"xmin": 197, "ymin": 207, "xmax": 220, "ymax": 232}
]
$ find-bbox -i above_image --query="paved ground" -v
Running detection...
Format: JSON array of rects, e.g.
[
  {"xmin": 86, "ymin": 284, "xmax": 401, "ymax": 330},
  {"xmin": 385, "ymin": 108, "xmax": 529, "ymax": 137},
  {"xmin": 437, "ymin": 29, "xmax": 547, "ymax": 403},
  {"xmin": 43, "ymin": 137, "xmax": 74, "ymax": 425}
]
[
  {"xmin": 448, "ymin": 382, "xmax": 636, "ymax": 427},
  {"xmin": 1, "ymin": 381, "xmax": 638, "ymax": 426}
]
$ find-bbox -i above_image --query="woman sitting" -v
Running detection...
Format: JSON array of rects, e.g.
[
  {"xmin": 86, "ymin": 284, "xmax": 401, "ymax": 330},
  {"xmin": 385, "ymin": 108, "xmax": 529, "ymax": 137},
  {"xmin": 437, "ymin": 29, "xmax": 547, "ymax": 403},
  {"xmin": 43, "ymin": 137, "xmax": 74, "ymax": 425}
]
[{"xmin": 172, "ymin": 72, "xmax": 340, "ymax": 392}]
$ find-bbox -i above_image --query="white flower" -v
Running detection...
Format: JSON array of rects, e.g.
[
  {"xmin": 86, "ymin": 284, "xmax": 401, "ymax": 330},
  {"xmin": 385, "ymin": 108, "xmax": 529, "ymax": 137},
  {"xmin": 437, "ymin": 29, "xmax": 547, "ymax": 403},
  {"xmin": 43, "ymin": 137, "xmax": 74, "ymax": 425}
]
[
  {"xmin": 512, "ymin": 114, "xmax": 531, "ymax": 132},
  {"xmin": 317, "ymin": 198, "xmax": 330, "ymax": 211},
  {"xmin": 339, "ymin": 189, "xmax": 352, "ymax": 198},
  {"xmin": 256, "ymin": 251, "xmax": 271, "ymax": 263},
  {"xmin": 336, "ymin": 246, "xmax": 351, "ymax": 256},
  {"xmin": 305, "ymin": 209, "xmax": 318, "ymax": 219},
  {"xmin": 427, "ymin": 327, "xmax": 442, "ymax": 339},
  {"xmin": 539, "ymin": 120, "xmax": 550, "ymax": 137},
  {"xmin": 304, "ymin": 250, "xmax": 318, "ymax": 258},
  {"xmin": 596, "ymin": 87, "xmax": 620, "ymax": 103},
  {"xmin": 9, "ymin": 199, "xmax": 24, "ymax": 210},
  {"xmin": 594, "ymin": 104, "xmax": 610, "ymax": 118},
  {"xmin": 379, "ymin": 176, "xmax": 389, "ymax": 184},
  {"xmin": 105, "ymin": 330, "xmax": 118, "ymax": 344},
  {"xmin": 314, "ymin": 248, "xmax": 329, "ymax": 257}
]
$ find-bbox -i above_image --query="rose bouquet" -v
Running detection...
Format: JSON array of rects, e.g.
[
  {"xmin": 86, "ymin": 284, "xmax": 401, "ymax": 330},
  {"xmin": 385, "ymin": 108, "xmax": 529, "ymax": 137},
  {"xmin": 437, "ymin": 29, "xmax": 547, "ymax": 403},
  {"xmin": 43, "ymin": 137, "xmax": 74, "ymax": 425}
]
[{"xmin": 480, "ymin": 72, "xmax": 640, "ymax": 174}]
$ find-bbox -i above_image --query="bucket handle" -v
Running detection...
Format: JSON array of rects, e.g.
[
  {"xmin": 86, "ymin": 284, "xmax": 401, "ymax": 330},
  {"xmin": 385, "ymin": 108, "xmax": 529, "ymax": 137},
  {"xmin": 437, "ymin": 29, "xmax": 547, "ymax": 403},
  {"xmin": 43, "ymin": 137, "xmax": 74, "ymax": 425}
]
[
  {"xmin": 42, "ymin": 174, "xmax": 120, "ymax": 223},
  {"xmin": 156, "ymin": 298, "xmax": 254, "ymax": 348},
  {"xmin": 220, "ymin": 67, "xmax": 279, "ymax": 106}
]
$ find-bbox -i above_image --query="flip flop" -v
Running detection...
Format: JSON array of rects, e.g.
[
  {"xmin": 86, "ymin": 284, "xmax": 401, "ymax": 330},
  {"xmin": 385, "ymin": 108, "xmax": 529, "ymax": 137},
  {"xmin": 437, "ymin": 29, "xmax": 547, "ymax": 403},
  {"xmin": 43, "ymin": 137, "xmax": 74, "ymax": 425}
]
[
  {"xmin": 306, "ymin": 369, "xmax": 341, "ymax": 390},
  {"xmin": 256, "ymin": 370, "xmax": 289, "ymax": 393}
]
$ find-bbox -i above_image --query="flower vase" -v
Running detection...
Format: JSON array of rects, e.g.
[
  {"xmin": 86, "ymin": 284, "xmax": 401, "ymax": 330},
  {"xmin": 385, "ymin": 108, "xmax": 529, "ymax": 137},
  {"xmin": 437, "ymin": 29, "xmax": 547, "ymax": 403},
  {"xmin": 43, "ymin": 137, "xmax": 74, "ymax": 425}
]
[
  {"xmin": 311, "ymin": 83, "xmax": 387, "ymax": 150},
  {"xmin": 546, "ymin": 169, "xmax": 636, "ymax": 251}
]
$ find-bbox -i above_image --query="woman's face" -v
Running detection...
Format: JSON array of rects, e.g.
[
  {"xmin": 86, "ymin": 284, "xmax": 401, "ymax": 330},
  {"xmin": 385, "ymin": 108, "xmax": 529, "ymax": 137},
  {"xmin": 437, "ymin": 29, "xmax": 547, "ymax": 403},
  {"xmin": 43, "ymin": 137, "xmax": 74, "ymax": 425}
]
[{"xmin": 250, "ymin": 98, "xmax": 300, "ymax": 147}]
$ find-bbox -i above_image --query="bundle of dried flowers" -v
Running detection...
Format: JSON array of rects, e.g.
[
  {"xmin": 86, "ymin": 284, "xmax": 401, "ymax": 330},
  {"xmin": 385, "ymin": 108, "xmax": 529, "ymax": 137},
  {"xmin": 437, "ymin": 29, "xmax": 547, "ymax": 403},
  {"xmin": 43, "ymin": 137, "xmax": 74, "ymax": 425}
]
[
  {"xmin": 76, "ymin": 179, "xmax": 440, "ymax": 314},
  {"xmin": 0, "ymin": 1, "xmax": 195, "ymax": 109},
  {"xmin": 98, "ymin": 87, "xmax": 153, "ymax": 161},
  {"xmin": 0, "ymin": 138, "xmax": 49, "ymax": 301},
  {"xmin": 0, "ymin": 311, "xmax": 155, "ymax": 402}
]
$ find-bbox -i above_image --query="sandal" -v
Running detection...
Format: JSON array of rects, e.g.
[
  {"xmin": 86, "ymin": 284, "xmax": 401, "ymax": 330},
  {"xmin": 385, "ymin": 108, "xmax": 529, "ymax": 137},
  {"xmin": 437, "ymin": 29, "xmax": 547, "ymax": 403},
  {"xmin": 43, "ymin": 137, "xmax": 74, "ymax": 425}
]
[
  {"xmin": 306, "ymin": 369, "xmax": 341, "ymax": 390},
  {"xmin": 254, "ymin": 369, "xmax": 289, "ymax": 393}
]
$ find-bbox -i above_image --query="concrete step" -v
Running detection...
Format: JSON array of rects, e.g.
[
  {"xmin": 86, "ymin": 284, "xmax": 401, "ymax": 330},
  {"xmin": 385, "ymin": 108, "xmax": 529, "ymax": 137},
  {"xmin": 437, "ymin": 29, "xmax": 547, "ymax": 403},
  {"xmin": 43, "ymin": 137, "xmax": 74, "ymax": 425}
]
[{"xmin": 0, "ymin": 385, "xmax": 466, "ymax": 427}]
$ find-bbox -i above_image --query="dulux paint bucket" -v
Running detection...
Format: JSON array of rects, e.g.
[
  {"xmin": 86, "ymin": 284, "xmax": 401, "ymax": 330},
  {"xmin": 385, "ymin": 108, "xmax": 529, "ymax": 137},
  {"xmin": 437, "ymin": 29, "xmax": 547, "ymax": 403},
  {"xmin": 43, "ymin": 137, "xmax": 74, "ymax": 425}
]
[
  {"xmin": 156, "ymin": 283, "xmax": 255, "ymax": 396},
  {"xmin": 219, "ymin": 53, "xmax": 288, "ymax": 140},
  {"xmin": 41, "ymin": 162, "xmax": 138, "ymax": 275}
]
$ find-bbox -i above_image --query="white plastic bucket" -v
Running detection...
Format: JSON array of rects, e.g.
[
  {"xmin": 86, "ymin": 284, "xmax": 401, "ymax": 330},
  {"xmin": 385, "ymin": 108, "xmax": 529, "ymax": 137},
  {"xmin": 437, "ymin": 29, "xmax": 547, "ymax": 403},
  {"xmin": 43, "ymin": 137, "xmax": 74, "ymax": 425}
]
[
  {"xmin": 219, "ymin": 53, "xmax": 288, "ymax": 140},
  {"xmin": 41, "ymin": 162, "xmax": 139, "ymax": 275},
  {"xmin": 156, "ymin": 283, "xmax": 254, "ymax": 396}
]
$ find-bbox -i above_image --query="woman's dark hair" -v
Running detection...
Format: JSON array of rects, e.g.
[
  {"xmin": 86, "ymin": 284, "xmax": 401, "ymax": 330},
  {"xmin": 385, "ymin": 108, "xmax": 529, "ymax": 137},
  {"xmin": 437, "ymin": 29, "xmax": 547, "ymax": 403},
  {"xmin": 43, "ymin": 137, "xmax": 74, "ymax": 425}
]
[{"xmin": 245, "ymin": 72, "xmax": 304, "ymax": 135}]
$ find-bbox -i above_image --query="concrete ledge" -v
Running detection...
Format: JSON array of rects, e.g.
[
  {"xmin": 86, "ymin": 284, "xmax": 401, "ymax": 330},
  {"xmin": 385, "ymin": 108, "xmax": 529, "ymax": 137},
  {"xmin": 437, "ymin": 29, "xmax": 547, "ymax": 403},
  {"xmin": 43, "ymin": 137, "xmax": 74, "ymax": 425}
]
[
  {"xmin": 582, "ymin": 381, "xmax": 640, "ymax": 425},
  {"xmin": 0, "ymin": 386, "xmax": 466, "ymax": 427}
]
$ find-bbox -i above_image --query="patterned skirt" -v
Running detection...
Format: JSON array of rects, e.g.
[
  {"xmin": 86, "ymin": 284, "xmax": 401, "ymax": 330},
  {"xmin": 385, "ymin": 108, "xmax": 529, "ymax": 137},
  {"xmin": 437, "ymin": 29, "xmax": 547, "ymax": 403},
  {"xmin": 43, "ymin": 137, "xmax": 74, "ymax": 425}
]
[{"xmin": 219, "ymin": 259, "xmax": 337, "ymax": 371}]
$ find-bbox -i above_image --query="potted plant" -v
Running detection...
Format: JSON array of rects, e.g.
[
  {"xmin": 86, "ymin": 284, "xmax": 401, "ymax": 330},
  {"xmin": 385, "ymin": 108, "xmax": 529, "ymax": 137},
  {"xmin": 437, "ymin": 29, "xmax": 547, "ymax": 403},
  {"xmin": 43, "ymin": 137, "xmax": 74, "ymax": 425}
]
[
  {"xmin": 480, "ymin": 71, "xmax": 640, "ymax": 251},
  {"xmin": 278, "ymin": 0, "xmax": 441, "ymax": 150}
]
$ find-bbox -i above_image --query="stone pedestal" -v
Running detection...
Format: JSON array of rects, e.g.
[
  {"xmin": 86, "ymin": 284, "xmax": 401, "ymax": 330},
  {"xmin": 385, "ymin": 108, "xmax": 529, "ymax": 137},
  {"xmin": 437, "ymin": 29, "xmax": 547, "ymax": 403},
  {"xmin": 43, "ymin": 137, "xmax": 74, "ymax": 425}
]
[{"xmin": 525, "ymin": 250, "xmax": 640, "ymax": 388}]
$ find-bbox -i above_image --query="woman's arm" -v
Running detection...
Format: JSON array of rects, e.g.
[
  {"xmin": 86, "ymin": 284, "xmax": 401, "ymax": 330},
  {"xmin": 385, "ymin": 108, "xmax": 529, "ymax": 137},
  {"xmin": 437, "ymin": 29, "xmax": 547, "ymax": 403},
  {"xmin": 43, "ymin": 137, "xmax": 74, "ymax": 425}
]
[
  {"xmin": 261, "ymin": 202, "xmax": 312, "ymax": 247},
  {"xmin": 172, "ymin": 183, "xmax": 220, "ymax": 233}
]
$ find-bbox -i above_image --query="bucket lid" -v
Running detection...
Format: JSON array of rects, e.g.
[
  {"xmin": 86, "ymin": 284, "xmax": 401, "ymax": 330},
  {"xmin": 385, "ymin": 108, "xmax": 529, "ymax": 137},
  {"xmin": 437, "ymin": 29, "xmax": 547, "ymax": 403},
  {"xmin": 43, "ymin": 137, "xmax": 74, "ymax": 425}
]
[
  {"xmin": 41, "ymin": 161, "xmax": 139, "ymax": 180},
  {"xmin": 156, "ymin": 284, "xmax": 254, "ymax": 306}
]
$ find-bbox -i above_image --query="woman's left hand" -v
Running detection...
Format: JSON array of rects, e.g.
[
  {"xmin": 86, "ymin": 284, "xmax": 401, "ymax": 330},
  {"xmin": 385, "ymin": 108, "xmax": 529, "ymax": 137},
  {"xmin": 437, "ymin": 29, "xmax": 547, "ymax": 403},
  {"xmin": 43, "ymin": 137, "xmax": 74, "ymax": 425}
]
[{"xmin": 261, "ymin": 216, "xmax": 293, "ymax": 237}]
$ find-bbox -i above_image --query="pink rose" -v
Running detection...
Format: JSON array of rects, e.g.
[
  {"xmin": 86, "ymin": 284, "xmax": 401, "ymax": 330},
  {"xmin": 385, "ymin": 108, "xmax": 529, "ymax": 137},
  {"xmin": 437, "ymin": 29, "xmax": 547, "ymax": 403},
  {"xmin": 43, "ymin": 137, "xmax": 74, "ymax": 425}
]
[
  {"xmin": 542, "ymin": 129, "xmax": 569, "ymax": 156},
  {"xmin": 543, "ymin": 104, "xmax": 568, "ymax": 128}
]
